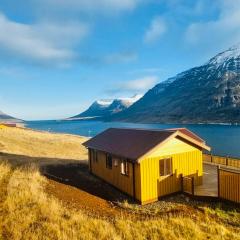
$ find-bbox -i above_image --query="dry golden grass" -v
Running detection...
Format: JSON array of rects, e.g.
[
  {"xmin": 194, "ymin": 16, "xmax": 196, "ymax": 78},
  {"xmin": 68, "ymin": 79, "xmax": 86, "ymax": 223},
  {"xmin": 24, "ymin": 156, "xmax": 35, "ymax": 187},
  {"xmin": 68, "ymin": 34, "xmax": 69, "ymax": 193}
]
[
  {"xmin": 0, "ymin": 162, "xmax": 239, "ymax": 240},
  {"xmin": 0, "ymin": 163, "xmax": 117, "ymax": 240},
  {"xmin": 0, "ymin": 126, "xmax": 240, "ymax": 240},
  {"xmin": 0, "ymin": 126, "xmax": 88, "ymax": 165}
]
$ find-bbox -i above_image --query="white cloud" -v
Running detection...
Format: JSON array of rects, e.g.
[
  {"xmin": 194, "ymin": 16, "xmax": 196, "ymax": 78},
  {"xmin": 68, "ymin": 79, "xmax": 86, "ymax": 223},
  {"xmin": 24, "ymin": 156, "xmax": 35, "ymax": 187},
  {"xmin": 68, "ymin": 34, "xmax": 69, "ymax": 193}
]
[
  {"xmin": 185, "ymin": 0, "xmax": 240, "ymax": 51},
  {"xmin": 108, "ymin": 76, "xmax": 158, "ymax": 94},
  {"xmin": 0, "ymin": 13, "xmax": 89, "ymax": 66},
  {"xmin": 129, "ymin": 67, "xmax": 165, "ymax": 74},
  {"xmin": 33, "ymin": 0, "xmax": 141, "ymax": 15},
  {"xmin": 103, "ymin": 51, "xmax": 138, "ymax": 64},
  {"xmin": 144, "ymin": 16, "xmax": 167, "ymax": 44}
]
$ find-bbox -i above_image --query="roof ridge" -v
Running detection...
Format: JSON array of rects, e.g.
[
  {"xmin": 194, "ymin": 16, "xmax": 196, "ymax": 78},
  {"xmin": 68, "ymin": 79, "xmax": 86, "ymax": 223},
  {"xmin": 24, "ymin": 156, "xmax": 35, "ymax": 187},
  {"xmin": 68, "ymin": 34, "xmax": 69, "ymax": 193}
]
[{"xmin": 106, "ymin": 127, "xmax": 173, "ymax": 132}]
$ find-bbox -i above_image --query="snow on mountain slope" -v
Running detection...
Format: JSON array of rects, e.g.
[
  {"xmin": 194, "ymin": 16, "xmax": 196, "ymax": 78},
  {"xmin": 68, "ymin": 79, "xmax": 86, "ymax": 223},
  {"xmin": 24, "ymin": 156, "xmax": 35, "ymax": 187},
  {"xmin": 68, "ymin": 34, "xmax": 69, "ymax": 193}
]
[
  {"xmin": 69, "ymin": 94, "xmax": 142, "ymax": 119},
  {"xmin": 111, "ymin": 44, "xmax": 240, "ymax": 123},
  {"xmin": 208, "ymin": 44, "xmax": 240, "ymax": 67},
  {"xmin": 95, "ymin": 99, "xmax": 113, "ymax": 106}
]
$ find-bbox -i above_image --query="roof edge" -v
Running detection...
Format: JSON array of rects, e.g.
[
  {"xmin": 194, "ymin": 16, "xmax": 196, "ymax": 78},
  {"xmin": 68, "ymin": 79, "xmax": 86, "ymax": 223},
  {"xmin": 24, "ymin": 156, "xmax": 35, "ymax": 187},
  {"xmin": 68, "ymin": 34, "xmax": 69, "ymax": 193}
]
[
  {"xmin": 137, "ymin": 131, "xmax": 178, "ymax": 163},
  {"xmin": 176, "ymin": 130, "xmax": 211, "ymax": 151},
  {"xmin": 137, "ymin": 130, "xmax": 211, "ymax": 163}
]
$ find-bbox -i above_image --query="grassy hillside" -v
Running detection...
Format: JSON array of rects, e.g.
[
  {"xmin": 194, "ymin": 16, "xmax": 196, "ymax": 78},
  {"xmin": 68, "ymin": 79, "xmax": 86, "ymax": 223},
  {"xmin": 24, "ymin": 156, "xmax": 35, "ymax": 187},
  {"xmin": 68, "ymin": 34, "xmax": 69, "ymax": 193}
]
[
  {"xmin": 0, "ymin": 126, "xmax": 239, "ymax": 240},
  {"xmin": 0, "ymin": 126, "xmax": 88, "ymax": 165}
]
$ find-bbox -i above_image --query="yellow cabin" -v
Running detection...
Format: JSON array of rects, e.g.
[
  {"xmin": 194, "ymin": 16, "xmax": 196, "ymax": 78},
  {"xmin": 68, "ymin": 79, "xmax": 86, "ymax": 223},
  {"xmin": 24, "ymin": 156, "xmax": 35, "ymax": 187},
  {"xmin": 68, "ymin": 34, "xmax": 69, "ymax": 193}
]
[{"xmin": 83, "ymin": 128, "xmax": 211, "ymax": 205}]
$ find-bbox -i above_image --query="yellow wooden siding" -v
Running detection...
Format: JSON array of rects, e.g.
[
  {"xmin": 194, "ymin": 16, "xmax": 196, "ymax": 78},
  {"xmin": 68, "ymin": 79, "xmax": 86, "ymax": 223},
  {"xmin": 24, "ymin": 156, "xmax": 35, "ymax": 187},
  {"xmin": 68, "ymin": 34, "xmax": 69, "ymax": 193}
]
[
  {"xmin": 219, "ymin": 169, "xmax": 240, "ymax": 203},
  {"xmin": 88, "ymin": 137, "xmax": 203, "ymax": 204},
  {"xmin": 140, "ymin": 148, "xmax": 202, "ymax": 203},
  {"xmin": 147, "ymin": 137, "xmax": 198, "ymax": 157},
  {"xmin": 134, "ymin": 163, "xmax": 142, "ymax": 202},
  {"xmin": 90, "ymin": 150, "xmax": 134, "ymax": 197}
]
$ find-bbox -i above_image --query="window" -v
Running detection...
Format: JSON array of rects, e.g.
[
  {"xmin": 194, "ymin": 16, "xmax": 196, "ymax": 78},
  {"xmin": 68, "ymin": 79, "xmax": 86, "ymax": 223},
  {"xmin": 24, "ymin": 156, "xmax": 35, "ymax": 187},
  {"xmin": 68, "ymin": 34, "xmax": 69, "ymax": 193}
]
[
  {"xmin": 106, "ymin": 154, "xmax": 112, "ymax": 169},
  {"xmin": 121, "ymin": 159, "xmax": 129, "ymax": 176},
  {"xmin": 92, "ymin": 149, "xmax": 98, "ymax": 162},
  {"xmin": 159, "ymin": 158, "xmax": 172, "ymax": 176},
  {"xmin": 114, "ymin": 158, "xmax": 118, "ymax": 167}
]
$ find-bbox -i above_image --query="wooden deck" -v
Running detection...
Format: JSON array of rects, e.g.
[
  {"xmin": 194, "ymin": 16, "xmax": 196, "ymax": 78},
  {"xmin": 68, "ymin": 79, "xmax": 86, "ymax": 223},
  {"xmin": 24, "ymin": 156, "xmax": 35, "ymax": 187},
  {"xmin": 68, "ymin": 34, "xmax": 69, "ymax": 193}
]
[{"xmin": 195, "ymin": 163, "xmax": 218, "ymax": 197}]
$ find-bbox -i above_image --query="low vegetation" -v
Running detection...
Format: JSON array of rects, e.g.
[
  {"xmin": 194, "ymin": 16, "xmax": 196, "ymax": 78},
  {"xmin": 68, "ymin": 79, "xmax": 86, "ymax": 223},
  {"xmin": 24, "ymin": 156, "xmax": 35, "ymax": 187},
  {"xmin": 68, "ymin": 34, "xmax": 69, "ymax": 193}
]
[{"xmin": 0, "ymin": 127, "xmax": 240, "ymax": 240}]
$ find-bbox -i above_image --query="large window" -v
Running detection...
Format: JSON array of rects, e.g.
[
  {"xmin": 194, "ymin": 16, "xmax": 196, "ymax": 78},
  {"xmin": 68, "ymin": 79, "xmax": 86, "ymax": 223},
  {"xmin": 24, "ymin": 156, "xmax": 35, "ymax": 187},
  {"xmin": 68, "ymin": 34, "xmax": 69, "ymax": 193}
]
[
  {"xmin": 121, "ymin": 159, "xmax": 129, "ymax": 176},
  {"xmin": 159, "ymin": 158, "xmax": 172, "ymax": 176},
  {"xmin": 106, "ymin": 154, "xmax": 112, "ymax": 169}
]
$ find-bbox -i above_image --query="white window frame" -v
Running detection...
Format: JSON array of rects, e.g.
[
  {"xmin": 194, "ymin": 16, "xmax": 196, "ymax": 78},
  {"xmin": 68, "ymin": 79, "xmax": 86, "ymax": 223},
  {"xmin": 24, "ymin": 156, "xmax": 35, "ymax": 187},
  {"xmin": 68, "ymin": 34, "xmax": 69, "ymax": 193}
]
[
  {"xmin": 159, "ymin": 158, "xmax": 172, "ymax": 176},
  {"xmin": 121, "ymin": 159, "xmax": 129, "ymax": 176}
]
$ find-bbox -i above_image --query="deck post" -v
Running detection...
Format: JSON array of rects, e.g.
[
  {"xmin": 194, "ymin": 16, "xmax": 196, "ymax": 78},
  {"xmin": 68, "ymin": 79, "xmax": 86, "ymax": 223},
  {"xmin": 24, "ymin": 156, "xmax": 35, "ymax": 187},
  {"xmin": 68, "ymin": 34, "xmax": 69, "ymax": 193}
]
[
  {"xmin": 217, "ymin": 166, "xmax": 220, "ymax": 198},
  {"xmin": 132, "ymin": 162, "xmax": 136, "ymax": 200},
  {"xmin": 88, "ymin": 148, "xmax": 92, "ymax": 173},
  {"xmin": 211, "ymin": 154, "xmax": 213, "ymax": 163},
  {"xmin": 226, "ymin": 157, "xmax": 229, "ymax": 166},
  {"xmin": 180, "ymin": 174, "xmax": 183, "ymax": 192},
  {"xmin": 191, "ymin": 177, "xmax": 194, "ymax": 195}
]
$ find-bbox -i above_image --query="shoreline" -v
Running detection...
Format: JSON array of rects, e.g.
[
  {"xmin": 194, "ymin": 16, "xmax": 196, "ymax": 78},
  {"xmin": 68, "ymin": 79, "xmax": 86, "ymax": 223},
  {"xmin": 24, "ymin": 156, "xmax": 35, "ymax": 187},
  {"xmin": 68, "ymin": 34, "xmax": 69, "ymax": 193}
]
[
  {"xmin": 1, "ymin": 124, "xmax": 240, "ymax": 162},
  {"xmin": 30, "ymin": 118, "xmax": 240, "ymax": 126},
  {"xmin": 22, "ymin": 125, "xmax": 89, "ymax": 139},
  {"xmin": 18, "ymin": 120, "xmax": 240, "ymax": 158}
]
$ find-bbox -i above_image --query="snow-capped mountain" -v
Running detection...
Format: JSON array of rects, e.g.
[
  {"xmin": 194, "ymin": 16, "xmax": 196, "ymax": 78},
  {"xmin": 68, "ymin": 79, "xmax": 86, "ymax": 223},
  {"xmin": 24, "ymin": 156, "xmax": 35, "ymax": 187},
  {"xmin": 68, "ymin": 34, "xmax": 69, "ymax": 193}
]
[
  {"xmin": 107, "ymin": 94, "xmax": 142, "ymax": 114},
  {"xmin": 111, "ymin": 44, "xmax": 240, "ymax": 123},
  {"xmin": 0, "ymin": 110, "xmax": 23, "ymax": 123},
  {"xmin": 208, "ymin": 44, "xmax": 240, "ymax": 68},
  {"xmin": 69, "ymin": 94, "xmax": 142, "ymax": 119}
]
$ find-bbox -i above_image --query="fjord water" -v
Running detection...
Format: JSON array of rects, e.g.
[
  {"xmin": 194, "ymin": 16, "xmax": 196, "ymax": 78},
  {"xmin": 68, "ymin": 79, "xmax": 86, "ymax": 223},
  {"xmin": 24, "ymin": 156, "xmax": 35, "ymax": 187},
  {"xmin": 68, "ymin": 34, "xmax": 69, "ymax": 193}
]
[{"xmin": 27, "ymin": 120, "xmax": 240, "ymax": 158}]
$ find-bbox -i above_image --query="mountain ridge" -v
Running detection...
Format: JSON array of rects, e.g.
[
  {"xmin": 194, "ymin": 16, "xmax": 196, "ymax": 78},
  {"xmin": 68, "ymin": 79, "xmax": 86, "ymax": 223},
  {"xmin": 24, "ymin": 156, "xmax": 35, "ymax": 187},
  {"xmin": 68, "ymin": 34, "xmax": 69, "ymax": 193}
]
[
  {"xmin": 69, "ymin": 94, "xmax": 142, "ymax": 120},
  {"xmin": 0, "ymin": 110, "xmax": 23, "ymax": 123},
  {"xmin": 110, "ymin": 44, "xmax": 240, "ymax": 123}
]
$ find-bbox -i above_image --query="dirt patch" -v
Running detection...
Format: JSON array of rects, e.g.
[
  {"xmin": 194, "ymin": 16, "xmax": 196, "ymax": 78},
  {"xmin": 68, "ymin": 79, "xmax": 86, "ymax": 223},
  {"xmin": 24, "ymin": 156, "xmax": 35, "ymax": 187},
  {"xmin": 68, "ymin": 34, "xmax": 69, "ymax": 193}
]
[
  {"xmin": 43, "ymin": 163, "xmax": 134, "ymax": 219},
  {"xmin": 43, "ymin": 163, "xmax": 210, "ymax": 220},
  {"xmin": 46, "ymin": 179, "xmax": 122, "ymax": 219}
]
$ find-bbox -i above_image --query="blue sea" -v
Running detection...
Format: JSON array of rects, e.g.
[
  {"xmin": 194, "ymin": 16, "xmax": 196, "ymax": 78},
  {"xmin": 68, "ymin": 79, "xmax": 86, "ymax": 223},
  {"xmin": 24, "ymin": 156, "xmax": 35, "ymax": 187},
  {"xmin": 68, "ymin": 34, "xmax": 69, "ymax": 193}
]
[{"xmin": 26, "ymin": 120, "xmax": 240, "ymax": 158}]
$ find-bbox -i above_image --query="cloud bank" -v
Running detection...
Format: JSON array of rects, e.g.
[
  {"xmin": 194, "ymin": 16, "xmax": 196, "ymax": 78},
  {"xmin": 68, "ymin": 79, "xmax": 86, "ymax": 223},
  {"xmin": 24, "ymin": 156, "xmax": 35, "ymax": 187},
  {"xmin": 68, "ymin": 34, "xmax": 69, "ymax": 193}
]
[
  {"xmin": 0, "ymin": 13, "xmax": 89, "ymax": 66},
  {"xmin": 144, "ymin": 16, "xmax": 167, "ymax": 44},
  {"xmin": 185, "ymin": 0, "xmax": 240, "ymax": 51},
  {"xmin": 39, "ymin": 0, "xmax": 141, "ymax": 13},
  {"xmin": 108, "ymin": 76, "xmax": 158, "ymax": 94}
]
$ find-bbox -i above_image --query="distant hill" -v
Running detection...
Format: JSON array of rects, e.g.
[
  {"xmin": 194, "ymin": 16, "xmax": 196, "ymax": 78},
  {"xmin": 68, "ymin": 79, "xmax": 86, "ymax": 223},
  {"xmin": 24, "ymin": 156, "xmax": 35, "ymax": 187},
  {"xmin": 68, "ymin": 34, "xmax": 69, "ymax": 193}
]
[
  {"xmin": 0, "ymin": 110, "xmax": 23, "ymax": 123},
  {"xmin": 111, "ymin": 44, "xmax": 240, "ymax": 123},
  {"xmin": 69, "ymin": 94, "xmax": 142, "ymax": 120}
]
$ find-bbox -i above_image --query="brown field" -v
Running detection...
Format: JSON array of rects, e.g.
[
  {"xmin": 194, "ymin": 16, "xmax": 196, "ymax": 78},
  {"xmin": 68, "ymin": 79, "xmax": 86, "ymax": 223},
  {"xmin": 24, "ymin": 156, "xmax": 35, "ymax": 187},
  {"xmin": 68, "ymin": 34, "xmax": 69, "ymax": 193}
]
[{"xmin": 0, "ymin": 126, "xmax": 240, "ymax": 240}]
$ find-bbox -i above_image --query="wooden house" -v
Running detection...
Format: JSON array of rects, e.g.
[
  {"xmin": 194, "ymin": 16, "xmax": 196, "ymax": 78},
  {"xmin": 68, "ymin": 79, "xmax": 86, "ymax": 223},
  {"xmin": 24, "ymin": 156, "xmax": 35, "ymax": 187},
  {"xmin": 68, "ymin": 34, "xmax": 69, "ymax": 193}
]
[{"xmin": 83, "ymin": 128, "xmax": 210, "ymax": 204}]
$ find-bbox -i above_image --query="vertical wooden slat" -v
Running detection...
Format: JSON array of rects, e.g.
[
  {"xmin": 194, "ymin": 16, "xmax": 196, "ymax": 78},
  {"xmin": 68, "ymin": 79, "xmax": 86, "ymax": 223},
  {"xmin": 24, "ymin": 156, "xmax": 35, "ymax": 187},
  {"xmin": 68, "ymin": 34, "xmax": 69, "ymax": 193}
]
[
  {"xmin": 203, "ymin": 153, "xmax": 240, "ymax": 169},
  {"xmin": 219, "ymin": 168, "xmax": 240, "ymax": 204},
  {"xmin": 191, "ymin": 177, "xmax": 195, "ymax": 195}
]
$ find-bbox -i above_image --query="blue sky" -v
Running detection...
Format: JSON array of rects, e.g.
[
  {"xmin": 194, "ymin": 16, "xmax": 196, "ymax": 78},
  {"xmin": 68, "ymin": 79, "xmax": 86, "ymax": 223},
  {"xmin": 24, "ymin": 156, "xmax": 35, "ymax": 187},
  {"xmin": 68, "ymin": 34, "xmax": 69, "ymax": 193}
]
[{"xmin": 1, "ymin": 0, "xmax": 240, "ymax": 120}]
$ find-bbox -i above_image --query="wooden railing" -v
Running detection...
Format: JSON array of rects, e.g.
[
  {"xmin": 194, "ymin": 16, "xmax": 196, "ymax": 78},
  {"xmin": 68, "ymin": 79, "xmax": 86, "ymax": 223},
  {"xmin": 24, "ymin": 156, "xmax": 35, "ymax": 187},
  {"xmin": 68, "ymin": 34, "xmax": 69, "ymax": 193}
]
[
  {"xmin": 218, "ymin": 167, "xmax": 240, "ymax": 204},
  {"xmin": 182, "ymin": 176, "xmax": 194, "ymax": 195},
  {"xmin": 203, "ymin": 153, "xmax": 240, "ymax": 169},
  {"xmin": 158, "ymin": 170, "xmax": 182, "ymax": 197}
]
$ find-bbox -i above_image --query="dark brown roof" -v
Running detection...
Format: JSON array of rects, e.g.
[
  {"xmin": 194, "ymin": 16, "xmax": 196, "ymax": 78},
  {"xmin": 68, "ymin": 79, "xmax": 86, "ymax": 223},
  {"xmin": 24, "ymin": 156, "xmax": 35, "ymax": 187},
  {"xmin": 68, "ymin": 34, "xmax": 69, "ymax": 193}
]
[{"xmin": 83, "ymin": 127, "xmax": 208, "ymax": 160}]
